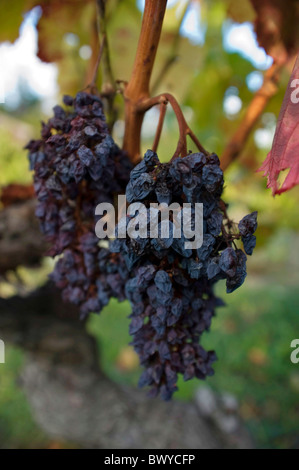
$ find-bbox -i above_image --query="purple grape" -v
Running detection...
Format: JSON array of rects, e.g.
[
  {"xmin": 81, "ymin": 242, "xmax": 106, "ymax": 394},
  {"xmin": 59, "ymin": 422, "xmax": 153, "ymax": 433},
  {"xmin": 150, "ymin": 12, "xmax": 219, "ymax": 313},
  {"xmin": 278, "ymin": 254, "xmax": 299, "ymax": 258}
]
[
  {"xmin": 26, "ymin": 91, "xmax": 132, "ymax": 316},
  {"xmin": 111, "ymin": 150, "xmax": 258, "ymax": 399}
]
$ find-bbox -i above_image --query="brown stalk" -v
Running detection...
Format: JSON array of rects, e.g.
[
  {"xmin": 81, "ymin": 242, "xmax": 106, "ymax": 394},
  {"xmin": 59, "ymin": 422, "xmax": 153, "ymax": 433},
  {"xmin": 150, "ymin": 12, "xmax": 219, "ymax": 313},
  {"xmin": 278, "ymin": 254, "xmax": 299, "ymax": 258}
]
[
  {"xmin": 221, "ymin": 62, "xmax": 282, "ymax": 171},
  {"xmin": 122, "ymin": 0, "xmax": 168, "ymax": 163},
  {"xmin": 152, "ymin": 100, "xmax": 168, "ymax": 153}
]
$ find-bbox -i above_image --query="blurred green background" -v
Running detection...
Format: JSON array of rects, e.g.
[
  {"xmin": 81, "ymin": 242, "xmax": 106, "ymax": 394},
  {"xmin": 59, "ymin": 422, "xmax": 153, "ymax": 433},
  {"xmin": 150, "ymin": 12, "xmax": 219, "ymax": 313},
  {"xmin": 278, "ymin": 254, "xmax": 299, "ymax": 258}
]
[{"xmin": 0, "ymin": 0, "xmax": 298, "ymax": 449}]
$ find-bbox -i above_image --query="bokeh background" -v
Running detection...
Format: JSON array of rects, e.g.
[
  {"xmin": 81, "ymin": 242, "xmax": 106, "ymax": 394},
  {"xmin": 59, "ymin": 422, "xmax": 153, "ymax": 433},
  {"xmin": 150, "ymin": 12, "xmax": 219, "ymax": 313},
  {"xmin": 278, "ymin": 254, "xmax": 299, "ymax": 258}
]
[{"xmin": 0, "ymin": 0, "xmax": 298, "ymax": 449}]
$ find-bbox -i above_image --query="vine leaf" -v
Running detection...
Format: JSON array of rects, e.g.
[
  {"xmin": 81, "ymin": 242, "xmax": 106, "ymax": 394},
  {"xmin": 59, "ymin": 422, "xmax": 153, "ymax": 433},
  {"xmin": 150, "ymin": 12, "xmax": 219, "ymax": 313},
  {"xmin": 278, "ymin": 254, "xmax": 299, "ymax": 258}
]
[{"xmin": 258, "ymin": 54, "xmax": 299, "ymax": 195}]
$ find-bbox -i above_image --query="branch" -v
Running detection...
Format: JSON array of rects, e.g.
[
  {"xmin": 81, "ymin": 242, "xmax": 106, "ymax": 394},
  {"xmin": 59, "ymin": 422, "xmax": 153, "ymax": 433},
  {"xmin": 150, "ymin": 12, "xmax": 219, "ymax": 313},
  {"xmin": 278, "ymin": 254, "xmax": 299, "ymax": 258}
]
[
  {"xmin": 0, "ymin": 199, "xmax": 46, "ymax": 274},
  {"xmin": 83, "ymin": 0, "xmax": 116, "ymax": 130},
  {"xmin": 85, "ymin": 16, "xmax": 101, "ymax": 86},
  {"xmin": 96, "ymin": 0, "xmax": 115, "ymax": 94},
  {"xmin": 220, "ymin": 63, "xmax": 282, "ymax": 171},
  {"xmin": 122, "ymin": 0, "xmax": 168, "ymax": 163},
  {"xmin": 90, "ymin": 36, "xmax": 106, "ymax": 87},
  {"xmin": 85, "ymin": 2, "xmax": 116, "ymax": 129}
]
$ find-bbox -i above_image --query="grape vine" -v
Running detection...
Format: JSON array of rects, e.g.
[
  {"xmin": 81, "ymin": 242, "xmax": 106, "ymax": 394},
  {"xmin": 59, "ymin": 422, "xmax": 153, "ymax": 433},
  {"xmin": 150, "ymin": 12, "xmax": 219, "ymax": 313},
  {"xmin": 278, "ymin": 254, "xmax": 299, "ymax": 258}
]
[{"xmin": 26, "ymin": 0, "xmax": 258, "ymax": 399}]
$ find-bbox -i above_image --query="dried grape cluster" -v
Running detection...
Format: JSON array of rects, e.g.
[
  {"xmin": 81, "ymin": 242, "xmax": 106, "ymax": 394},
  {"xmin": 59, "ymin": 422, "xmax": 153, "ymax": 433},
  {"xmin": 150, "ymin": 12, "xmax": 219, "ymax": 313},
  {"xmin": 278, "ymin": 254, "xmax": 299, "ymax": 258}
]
[
  {"xmin": 111, "ymin": 150, "xmax": 257, "ymax": 399},
  {"xmin": 27, "ymin": 92, "xmax": 257, "ymax": 399},
  {"xmin": 26, "ymin": 91, "xmax": 132, "ymax": 316}
]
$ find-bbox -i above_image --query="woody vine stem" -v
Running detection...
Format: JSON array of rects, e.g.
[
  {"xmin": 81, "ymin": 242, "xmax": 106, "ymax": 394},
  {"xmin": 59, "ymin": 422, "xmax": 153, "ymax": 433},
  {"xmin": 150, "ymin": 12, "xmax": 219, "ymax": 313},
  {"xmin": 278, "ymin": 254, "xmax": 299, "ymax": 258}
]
[{"xmin": 122, "ymin": 0, "xmax": 208, "ymax": 164}]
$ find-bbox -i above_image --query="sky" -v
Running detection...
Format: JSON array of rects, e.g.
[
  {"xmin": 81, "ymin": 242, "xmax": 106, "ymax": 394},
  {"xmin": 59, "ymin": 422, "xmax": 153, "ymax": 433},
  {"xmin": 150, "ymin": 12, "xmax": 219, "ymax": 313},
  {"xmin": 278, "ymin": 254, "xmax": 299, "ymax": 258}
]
[{"xmin": 0, "ymin": 0, "xmax": 274, "ymax": 146}]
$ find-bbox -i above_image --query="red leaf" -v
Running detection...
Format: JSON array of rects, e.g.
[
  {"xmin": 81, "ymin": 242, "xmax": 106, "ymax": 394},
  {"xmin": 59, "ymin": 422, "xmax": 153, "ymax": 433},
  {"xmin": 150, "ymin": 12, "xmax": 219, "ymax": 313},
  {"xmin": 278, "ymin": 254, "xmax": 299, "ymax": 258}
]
[{"xmin": 258, "ymin": 54, "xmax": 299, "ymax": 195}]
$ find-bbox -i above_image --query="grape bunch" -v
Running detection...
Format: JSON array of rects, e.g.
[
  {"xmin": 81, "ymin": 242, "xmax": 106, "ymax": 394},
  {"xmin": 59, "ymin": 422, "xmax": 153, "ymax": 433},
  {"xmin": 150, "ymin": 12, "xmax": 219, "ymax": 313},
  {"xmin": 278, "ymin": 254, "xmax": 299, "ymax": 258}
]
[
  {"xmin": 27, "ymin": 90, "xmax": 258, "ymax": 398},
  {"xmin": 111, "ymin": 150, "xmax": 257, "ymax": 399},
  {"xmin": 26, "ymin": 91, "xmax": 132, "ymax": 316}
]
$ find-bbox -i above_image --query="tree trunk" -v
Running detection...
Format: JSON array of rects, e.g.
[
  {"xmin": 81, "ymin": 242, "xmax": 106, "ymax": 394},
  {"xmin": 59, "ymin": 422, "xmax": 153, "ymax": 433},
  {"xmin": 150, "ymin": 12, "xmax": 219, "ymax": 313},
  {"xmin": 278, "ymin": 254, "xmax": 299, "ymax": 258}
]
[{"xmin": 0, "ymin": 199, "xmax": 46, "ymax": 274}]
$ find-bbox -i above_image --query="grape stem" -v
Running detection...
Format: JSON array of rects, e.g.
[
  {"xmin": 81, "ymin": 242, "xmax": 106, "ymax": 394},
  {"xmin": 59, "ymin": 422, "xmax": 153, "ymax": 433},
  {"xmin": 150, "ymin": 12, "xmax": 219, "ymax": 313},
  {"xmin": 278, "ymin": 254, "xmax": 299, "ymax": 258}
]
[
  {"xmin": 152, "ymin": 100, "xmax": 167, "ymax": 153},
  {"xmin": 140, "ymin": 93, "xmax": 209, "ymax": 159}
]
